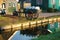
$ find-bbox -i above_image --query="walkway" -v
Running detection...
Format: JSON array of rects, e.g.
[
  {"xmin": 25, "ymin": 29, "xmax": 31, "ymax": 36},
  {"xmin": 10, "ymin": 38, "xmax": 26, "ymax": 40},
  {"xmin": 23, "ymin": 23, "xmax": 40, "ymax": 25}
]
[{"xmin": 39, "ymin": 13, "xmax": 60, "ymax": 18}]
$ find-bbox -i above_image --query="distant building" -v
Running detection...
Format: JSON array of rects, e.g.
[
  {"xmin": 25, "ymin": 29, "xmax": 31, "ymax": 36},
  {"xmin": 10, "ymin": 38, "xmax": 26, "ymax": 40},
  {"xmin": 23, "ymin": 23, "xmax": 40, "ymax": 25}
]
[
  {"xmin": 5, "ymin": 0, "xmax": 18, "ymax": 14},
  {"xmin": 31, "ymin": 0, "xmax": 48, "ymax": 10},
  {"xmin": 17, "ymin": 0, "xmax": 31, "ymax": 9},
  {"xmin": 0, "ymin": 0, "xmax": 18, "ymax": 14},
  {"xmin": 31, "ymin": 0, "xmax": 60, "ymax": 12},
  {"xmin": 0, "ymin": 0, "xmax": 31, "ymax": 14},
  {"xmin": 0, "ymin": 0, "xmax": 6, "ymax": 9}
]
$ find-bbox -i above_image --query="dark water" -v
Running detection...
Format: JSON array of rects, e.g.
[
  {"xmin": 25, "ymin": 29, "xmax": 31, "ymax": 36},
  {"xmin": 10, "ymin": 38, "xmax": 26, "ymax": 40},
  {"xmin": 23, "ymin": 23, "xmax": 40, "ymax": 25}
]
[
  {"xmin": 8, "ymin": 22, "xmax": 60, "ymax": 40},
  {"xmin": 10, "ymin": 25, "xmax": 50, "ymax": 40},
  {"xmin": 10, "ymin": 30, "xmax": 38, "ymax": 40}
]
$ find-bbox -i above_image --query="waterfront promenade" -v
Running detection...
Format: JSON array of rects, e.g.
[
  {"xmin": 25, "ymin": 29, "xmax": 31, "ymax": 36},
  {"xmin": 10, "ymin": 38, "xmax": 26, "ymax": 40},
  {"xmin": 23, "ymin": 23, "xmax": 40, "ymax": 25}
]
[
  {"xmin": 0, "ymin": 13, "xmax": 60, "ymax": 40},
  {"xmin": 2, "ymin": 15, "xmax": 60, "ymax": 32}
]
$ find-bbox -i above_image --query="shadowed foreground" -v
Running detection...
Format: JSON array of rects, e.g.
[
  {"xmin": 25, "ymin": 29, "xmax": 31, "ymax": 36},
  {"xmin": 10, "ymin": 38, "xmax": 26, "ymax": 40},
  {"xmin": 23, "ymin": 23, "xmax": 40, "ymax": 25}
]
[
  {"xmin": 32, "ymin": 31, "xmax": 60, "ymax": 40},
  {"xmin": 0, "ymin": 31, "xmax": 15, "ymax": 40}
]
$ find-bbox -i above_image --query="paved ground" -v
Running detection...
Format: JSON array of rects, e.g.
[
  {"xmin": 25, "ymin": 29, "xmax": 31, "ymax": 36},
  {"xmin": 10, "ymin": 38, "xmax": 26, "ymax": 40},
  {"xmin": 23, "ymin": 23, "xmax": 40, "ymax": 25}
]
[{"xmin": 39, "ymin": 13, "xmax": 60, "ymax": 18}]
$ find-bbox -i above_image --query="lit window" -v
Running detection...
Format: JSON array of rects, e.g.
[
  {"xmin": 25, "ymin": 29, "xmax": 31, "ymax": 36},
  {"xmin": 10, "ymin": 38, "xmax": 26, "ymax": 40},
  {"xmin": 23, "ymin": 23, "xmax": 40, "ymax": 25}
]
[
  {"xmin": 13, "ymin": 3, "xmax": 15, "ymax": 7},
  {"xmin": 2, "ymin": 3, "xmax": 6, "ymax": 8}
]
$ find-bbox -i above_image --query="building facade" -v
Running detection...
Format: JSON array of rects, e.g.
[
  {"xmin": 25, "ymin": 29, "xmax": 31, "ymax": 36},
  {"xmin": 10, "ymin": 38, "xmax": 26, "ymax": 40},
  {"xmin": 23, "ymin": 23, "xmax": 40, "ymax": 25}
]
[
  {"xmin": 31, "ymin": 0, "xmax": 60, "ymax": 11},
  {"xmin": 0, "ymin": 0, "xmax": 18, "ymax": 14},
  {"xmin": 31, "ymin": 0, "xmax": 48, "ymax": 10},
  {"xmin": 0, "ymin": 0, "xmax": 6, "ymax": 9}
]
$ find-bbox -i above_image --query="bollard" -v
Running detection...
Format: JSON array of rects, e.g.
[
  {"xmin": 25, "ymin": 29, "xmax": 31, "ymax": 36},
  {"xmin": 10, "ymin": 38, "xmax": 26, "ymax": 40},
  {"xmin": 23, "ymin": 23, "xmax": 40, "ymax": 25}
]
[
  {"xmin": 52, "ymin": 19, "xmax": 54, "ymax": 24},
  {"xmin": 56, "ymin": 18, "xmax": 58, "ymax": 22},
  {"xmin": 41, "ymin": 20, "xmax": 43, "ymax": 26},
  {"xmin": 21, "ymin": 24, "xmax": 23, "ymax": 30},
  {"xmin": 11, "ymin": 25, "xmax": 13, "ymax": 32},
  {"xmin": 48, "ymin": 19, "xmax": 49, "ymax": 24},
  {"xmin": 36, "ymin": 21, "xmax": 37, "ymax": 27},
  {"xmin": 29, "ymin": 22, "xmax": 31, "ymax": 29}
]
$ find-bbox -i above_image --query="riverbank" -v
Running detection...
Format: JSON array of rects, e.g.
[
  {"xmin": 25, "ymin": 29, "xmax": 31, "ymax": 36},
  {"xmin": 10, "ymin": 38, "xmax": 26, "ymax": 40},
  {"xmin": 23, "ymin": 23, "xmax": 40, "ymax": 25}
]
[
  {"xmin": 0, "ymin": 14, "xmax": 60, "ymax": 31},
  {"xmin": 32, "ymin": 31, "xmax": 60, "ymax": 40},
  {"xmin": 0, "ymin": 15, "xmax": 27, "ymax": 27},
  {"xmin": 0, "ymin": 14, "xmax": 60, "ymax": 40},
  {"xmin": 0, "ymin": 30, "xmax": 15, "ymax": 40},
  {"xmin": 0, "ymin": 14, "xmax": 60, "ymax": 27}
]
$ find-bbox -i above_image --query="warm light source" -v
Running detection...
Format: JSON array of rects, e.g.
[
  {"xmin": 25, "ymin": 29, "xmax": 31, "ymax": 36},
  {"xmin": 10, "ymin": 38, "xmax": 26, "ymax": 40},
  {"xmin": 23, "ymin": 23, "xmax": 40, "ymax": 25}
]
[{"xmin": 16, "ymin": 0, "xmax": 19, "ymax": 2}]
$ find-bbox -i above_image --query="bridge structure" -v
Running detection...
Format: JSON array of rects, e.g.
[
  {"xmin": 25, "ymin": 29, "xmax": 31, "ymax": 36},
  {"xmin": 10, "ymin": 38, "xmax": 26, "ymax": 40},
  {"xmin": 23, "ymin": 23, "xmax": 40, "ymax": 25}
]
[{"xmin": 2, "ymin": 16, "xmax": 60, "ymax": 33}]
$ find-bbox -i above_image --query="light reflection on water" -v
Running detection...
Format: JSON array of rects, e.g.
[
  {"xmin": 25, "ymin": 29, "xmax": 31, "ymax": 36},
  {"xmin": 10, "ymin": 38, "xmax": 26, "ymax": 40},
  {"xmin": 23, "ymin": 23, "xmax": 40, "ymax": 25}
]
[
  {"xmin": 11, "ymin": 30, "xmax": 37, "ymax": 40},
  {"xmin": 9, "ymin": 22, "xmax": 60, "ymax": 40}
]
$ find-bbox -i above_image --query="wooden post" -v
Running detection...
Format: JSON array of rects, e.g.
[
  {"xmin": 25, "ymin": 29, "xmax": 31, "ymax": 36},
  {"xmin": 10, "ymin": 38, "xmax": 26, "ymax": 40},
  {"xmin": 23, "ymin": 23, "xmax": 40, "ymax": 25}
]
[
  {"xmin": 21, "ymin": 24, "xmax": 23, "ymax": 30},
  {"xmin": 36, "ymin": 21, "xmax": 37, "ymax": 27},
  {"xmin": 29, "ymin": 22, "xmax": 31, "ymax": 29},
  {"xmin": 41, "ymin": 20, "xmax": 43, "ymax": 32},
  {"xmin": 41, "ymin": 20, "xmax": 42, "ymax": 26},
  {"xmin": 48, "ymin": 19, "xmax": 49, "ymax": 24},
  {"xmin": 56, "ymin": 18, "xmax": 58, "ymax": 22},
  {"xmin": 11, "ymin": 25, "xmax": 13, "ymax": 32},
  {"xmin": 52, "ymin": 19, "xmax": 54, "ymax": 24}
]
